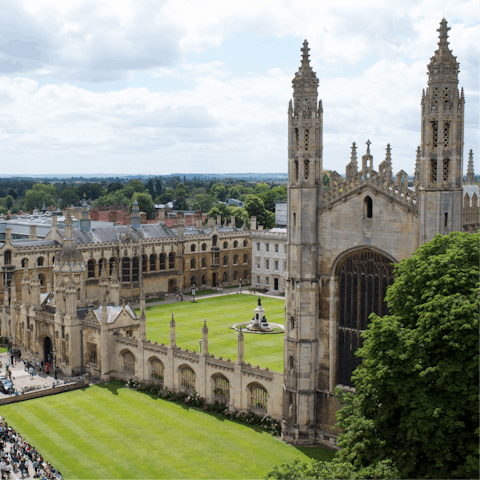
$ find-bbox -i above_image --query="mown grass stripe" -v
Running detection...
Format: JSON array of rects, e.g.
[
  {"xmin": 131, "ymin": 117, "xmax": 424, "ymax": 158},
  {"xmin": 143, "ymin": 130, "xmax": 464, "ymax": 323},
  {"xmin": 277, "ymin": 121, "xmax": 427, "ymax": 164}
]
[
  {"xmin": 78, "ymin": 386, "xmax": 245, "ymax": 478},
  {"xmin": 1, "ymin": 382, "xmax": 335, "ymax": 479}
]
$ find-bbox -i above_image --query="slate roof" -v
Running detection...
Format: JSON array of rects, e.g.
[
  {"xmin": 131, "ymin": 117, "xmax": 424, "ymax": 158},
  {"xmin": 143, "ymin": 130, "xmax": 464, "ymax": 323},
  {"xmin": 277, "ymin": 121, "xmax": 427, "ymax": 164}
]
[{"xmin": 93, "ymin": 304, "xmax": 137, "ymax": 324}]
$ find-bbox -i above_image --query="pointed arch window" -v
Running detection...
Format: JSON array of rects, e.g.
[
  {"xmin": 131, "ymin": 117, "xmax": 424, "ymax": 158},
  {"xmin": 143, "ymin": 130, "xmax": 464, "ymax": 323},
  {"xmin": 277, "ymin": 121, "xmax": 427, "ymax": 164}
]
[
  {"xmin": 294, "ymin": 161, "xmax": 299, "ymax": 181},
  {"xmin": 304, "ymin": 160, "xmax": 309, "ymax": 180},
  {"xmin": 364, "ymin": 196, "xmax": 373, "ymax": 218},
  {"xmin": 431, "ymin": 121, "xmax": 438, "ymax": 148},
  {"xmin": 443, "ymin": 122, "xmax": 450, "ymax": 147},
  {"xmin": 295, "ymin": 129, "xmax": 299, "ymax": 150},
  {"xmin": 442, "ymin": 157, "xmax": 450, "ymax": 183},
  {"xmin": 336, "ymin": 250, "xmax": 394, "ymax": 387},
  {"xmin": 304, "ymin": 129, "xmax": 309, "ymax": 151},
  {"xmin": 431, "ymin": 157, "xmax": 437, "ymax": 184}
]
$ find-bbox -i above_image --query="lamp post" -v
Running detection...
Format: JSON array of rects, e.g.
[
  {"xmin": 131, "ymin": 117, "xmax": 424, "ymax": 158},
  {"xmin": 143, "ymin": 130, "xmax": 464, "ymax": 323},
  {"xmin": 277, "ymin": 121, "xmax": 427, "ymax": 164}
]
[
  {"xmin": 192, "ymin": 284, "xmax": 195, "ymax": 302},
  {"xmin": 8, "ymin": 334, "xmax": 13, "ymax": 365},
  {"xmin": 53, "ymin": 346, "xmax": 57, "ymax": 380}
]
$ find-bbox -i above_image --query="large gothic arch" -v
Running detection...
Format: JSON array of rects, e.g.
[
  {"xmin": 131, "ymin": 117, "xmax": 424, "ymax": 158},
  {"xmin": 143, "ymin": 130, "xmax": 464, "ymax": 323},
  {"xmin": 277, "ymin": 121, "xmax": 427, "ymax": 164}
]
[{"xmin": 334, "ymin": 247, "xmax": 396, "ymax": 387}]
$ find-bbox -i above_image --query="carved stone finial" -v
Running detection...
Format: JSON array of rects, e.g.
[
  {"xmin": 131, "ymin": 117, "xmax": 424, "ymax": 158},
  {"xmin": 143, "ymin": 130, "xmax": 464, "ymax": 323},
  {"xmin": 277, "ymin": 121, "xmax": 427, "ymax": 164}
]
[
  {"xmin": 466, "ymin": 149, "xmax": 475, "ymax": 185},
  {"xmin": 366, "ymin": 139, "xmax": 372, "ymax": 156},
  {"xmin": 385, "ymin": 144, "xmax": 392, "ymax": 163}
]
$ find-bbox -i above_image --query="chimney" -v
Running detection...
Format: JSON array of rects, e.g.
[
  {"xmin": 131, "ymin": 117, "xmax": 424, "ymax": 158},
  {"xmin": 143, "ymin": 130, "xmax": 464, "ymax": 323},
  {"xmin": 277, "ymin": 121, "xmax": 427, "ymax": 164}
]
[
  {"xmin": 29, "ymin": 225, "xmax": 37, "ymax": 240},
  {"xmin": 250, "ymin": 217, "xmax": 257, "ymax": 231}
]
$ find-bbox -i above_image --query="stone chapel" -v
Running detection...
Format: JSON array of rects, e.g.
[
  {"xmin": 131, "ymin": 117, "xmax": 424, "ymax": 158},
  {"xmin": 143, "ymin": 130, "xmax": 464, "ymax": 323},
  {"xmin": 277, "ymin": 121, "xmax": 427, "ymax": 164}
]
[{"xmin": 282, "ymin": 18, "xmax": 474, "ymax": 445}]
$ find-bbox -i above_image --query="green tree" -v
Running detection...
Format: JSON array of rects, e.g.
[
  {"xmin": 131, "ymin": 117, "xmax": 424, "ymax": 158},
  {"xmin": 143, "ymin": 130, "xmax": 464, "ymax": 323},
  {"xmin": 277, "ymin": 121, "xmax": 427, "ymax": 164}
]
[
  {"xmin": 157, "ymin": 190, "xmax": 175, "ymax": 204},
  {"xmin": 89, "ymin": 183, "xmax": 107, "ymax": 200},
  {"xmin": 335, "ymin": 232, "xmax": 479, "ymax": 480},
  {"xmin": 108, "ymin": 181, "xmax": 124, "ymax": 193},
  {"xmin": 130, "ymin": 192, "xmax": 155, "ymax": 219},
  {"xmin": 244, "ymin": 194, "xmax": 274, "ymax": 228},
  {"xmin": 205, "ymin": 203, "xmax": 230, "ymax": 224},
  {"xmin": 60, "ymin": 188, "xmax": 79, "ymax": 208},
  {"xmin": 129, "ymin": 179, "xmax": 144, "ymax": 193},
  {"xmin": 209, "ymin": 183, "xmax": 226, "ymax": 202},
  {"xmin": 33, "ymin": 183, "xmax": 57, "ymax": 199},
  {"xmin": 174, "ymin": 183, "xmax": 190, "ymax": 199},
  {"xmin": 193, "ymin": 194, "xmax": 214, "ymax": 213},
  {"xmin": 254, "ymin": 181, "xmax": 270, "ymax": 194},
  {"xmin": 227, "ymin": 206, "xmax": 249, "ymax": 227},
  {"xmin": 155, "ymin": 177, "xmax": 163, "ymax": 197},
  {"xmin": 24, "ymin": 189, "xmax": 54, "ymax": 211},
  {"xmin": 4, "ymin": 195, "xmax": 14, "ymax": 210},
  {"xmin": 227, "ymin": 185, "xmax": 241, "ymax": 199},
  {"xmin": 146, "ymin": 178, "xmax": 155, "ymax": 198},
  {"xmin": 323, "ymin": 171, "xmax": 330, "ymax": 189}
]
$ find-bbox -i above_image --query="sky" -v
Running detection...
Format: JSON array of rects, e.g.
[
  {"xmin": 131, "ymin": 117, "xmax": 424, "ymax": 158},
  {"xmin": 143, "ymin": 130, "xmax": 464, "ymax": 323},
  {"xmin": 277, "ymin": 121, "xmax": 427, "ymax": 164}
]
[{"xmin": 0, "ymin": 0, "xmax": 478, "ymax": 176}]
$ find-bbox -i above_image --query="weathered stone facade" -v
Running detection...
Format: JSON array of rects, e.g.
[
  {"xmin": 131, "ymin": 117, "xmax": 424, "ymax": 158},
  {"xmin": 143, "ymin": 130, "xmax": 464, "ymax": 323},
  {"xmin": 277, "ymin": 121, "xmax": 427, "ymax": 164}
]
[
  {"xmin": 282, "ymin": 20, "xmax": 476, "ymax": 446},
  {"xmin": 0, "ymin": 203, "xmax": 251, "ymax": 306},
  {"xmin": 0, "ymin": 224, "xmax": 282, "ymax": 420}
]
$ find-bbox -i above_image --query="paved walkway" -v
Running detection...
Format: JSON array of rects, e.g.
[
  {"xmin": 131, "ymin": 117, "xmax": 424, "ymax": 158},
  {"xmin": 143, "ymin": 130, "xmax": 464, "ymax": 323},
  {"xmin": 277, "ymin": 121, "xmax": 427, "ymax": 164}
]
[
  {"xmin": 133, "ymin": 289, "xmax": 285, "ymax": 308},
  {"xmin": 0, "ymin": 352, "xmax": 80, "ymax": 400}
]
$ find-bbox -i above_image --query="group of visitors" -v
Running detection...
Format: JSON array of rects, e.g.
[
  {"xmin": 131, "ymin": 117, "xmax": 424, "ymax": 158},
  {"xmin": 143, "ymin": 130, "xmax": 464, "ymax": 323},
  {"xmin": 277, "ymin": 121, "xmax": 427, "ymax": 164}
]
[{"xmin": 0, "ymin": 418, "xmax": 62, "ymax": 480}]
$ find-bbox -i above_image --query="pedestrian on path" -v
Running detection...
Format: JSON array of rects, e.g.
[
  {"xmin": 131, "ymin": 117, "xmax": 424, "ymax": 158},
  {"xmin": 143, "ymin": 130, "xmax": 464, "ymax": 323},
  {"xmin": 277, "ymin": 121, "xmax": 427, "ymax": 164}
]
[
  {"xmin": 29, "ymin": 366, "xmax": 34, "ymax": 380},
  {"xmin": 176, "ymin": 294, "xmax": 179, "ymax": 302},
  {"xmin": 180, "ymin": 294, "xmax": 183, "ymax": 301}
]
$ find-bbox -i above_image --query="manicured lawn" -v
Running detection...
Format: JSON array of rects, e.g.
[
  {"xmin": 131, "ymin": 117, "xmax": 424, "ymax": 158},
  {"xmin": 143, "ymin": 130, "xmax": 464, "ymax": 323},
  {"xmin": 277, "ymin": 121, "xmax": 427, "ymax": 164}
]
[
  {"xmin": 0, "ymin": 347, "xmax": 8, "ymax": 353},
  {"xmin": 1, "ymin": 382, "xmax": 335, "ymax": 479},
  {"xmin": 142, "ymin": 295, "xmax": 285, "ymax": 372}
]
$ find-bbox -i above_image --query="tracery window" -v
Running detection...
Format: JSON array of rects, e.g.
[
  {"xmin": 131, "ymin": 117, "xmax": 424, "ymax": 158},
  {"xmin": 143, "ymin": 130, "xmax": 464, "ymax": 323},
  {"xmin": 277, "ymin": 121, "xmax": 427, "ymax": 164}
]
[
  {"xmin": 233, "ymin": 240, "xmax": 238, "ymax": 248},
  {"xmin": 336, "ymin": 249, "xmax": 394, "ymax": 387},
  {"xmin": 159, "ymin": 253, "xmax": 165, "ymax": 270},
  {"xmin": 4, "ymin": 251, "xmax": 11, "ymax": 265},
  {"xmin": 201, "ymin": 274, "xmax": 206, "ymax": 285},
  {"xmin": 122, "ymin": 257, "xmax": 130, "ymax": 282},
  {"xmin": 295, "ymin": 129, "xmax": 299, "ymax": 150},
  {"xmin": 87, "ymin": 260, "xmax": 95, "ymax": 278},
  {"xmin": 223, "ymin": 271, "xmax": 228, "ymax": 282},
  {"xmin": 433, "ymin": 87, "xmax": 440, "ymax": 104},
  {"xmin": 295, "ymin": 161, "xmax": 299, "ymax": 181},
  {"xmin": 443, "ymin": 122, "xmax": 450, "ymax": 147},
  {"xmin": 190, "ymin": 258, "xmax": 196, "ymax": 269},
  {"xmin": 223, "ymin": 241, "xmax": 228, "ymax": 249},
  {"xmin": 431, "ymin": 157, "xmax": 437, "ymax": 184},
  {"xmin": 304, "ymin": 129, "xmax": 309, "ymax": 151},
  {"xmin": 202, "ymin": 243, "xmax": 207, "ymax": 251},
  {"xmin": 180, "ymin": 366, "xmax": 195, "ymax": 393},
  {"xmin": 190, "ymin": 275, "xmax": 196, "ymax": 287},
  {"xmin": 201, "ymin": 257, "xmax": 206, "ymax": 268},
  {"xmin": 223, "ymin": 255, "xmax": 228, "ymax": 266},
  {"xmin": 233, "ymin": 255, "xmax": 238, "ymax": 265},
  {"xmin": 302, "ymin": 98, "xmax": 309, "ymax": 115},
  {"xmin": 443, "ymin": 86, "xmax": 449, "ymax": 103},
  {"xmin": 190, "ymin": 244, "xmax": 196, "ymax": 252},
  {"xmin": 37, "ymin": 257, "xmax": 44, "ymax": 267},
  {"xmin": 168, "ymin": 252, "xmax": 175, "ymax": 269},
  {"xmin": 304, "ymin": 160, "xmax": 309, "ymax": 180},
  {"xmin": 249, "ymin": 383, "xmax": 268, "ymax": 413},
  {"xmin": 150, "ymin": 254, "xmax": 156, "ymax": 272},
  {"xmin": 150, "ymin": 359, "xmax": 164, "ymax": 386},
  {"xmin": 243, "ymin": 254, "xmax": 248, "ymax": 263},
  {"xmin": 142, "ymin": 255, "xmax": 147, "ymax": 273},
  {"xmin": 123, "ymin": 352, "xmax": 135, "ymax": 374},
  {"xmin": 431, "ymin": 121, "xmax": 438, "ymax": 148},
  {"xmin": 213, "ymin": 375, "xmax": 230, "ymax": 403},
  {"xmin": 132, "ymin": 257, "xmax": 139, "ymax": 282},
  {"xmin": 443, "ymin": 157, "xmax": 450, "ymax": 183}
]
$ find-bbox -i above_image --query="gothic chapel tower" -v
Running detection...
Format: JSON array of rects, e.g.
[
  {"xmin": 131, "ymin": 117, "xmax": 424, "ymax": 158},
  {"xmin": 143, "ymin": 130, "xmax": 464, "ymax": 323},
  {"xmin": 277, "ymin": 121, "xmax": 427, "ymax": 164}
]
[
  {"xmin": 419, "ymin": 19, "xmax": 464, "ymax": 243},
  {"xmin": 283, "ymin": 40, "xmax": 323, "ymax": 444}
]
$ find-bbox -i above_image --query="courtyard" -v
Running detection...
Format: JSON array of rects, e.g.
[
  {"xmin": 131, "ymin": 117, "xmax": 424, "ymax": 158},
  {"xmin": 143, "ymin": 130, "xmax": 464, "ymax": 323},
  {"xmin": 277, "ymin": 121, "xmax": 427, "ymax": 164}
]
[
  {"xmin": 142, "ymin": 294, "xmax": 286, "ymax": 372},
  {"xmin": 1, "ymin": 381, "xmax": 334, "ymax": 479}
]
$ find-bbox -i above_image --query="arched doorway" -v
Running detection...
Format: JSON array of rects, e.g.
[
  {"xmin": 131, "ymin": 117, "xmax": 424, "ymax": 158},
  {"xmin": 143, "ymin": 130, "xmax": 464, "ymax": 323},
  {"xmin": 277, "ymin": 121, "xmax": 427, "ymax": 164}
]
[
  {"xmin": 212, "ymin": 273, "xmax": 217, "ymax": 286},
  {"xmin": 168, "ymin": 279, "xmax": 176, "ymax": 294},
  {"xmin": 335, "ymin": 248, "xmax": 395, "ymax": 387},
  {"xmin": 44, "ymin": 336, "xmax": 52, "ymax": 364}
]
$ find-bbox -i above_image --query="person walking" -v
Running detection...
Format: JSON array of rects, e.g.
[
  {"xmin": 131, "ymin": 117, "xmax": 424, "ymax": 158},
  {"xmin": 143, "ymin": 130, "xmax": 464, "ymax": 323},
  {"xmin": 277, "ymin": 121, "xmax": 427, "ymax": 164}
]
[
  {"xmin": 176, "ymin": 294, "xmax": 178, "ymax": 302},
  {"xmin": 29, "ymin": 366, "xmax": 34, "ymax": 380},
  {"xmin": 33, "ymin": 458, "xmax": 39, "ymax": 476}
]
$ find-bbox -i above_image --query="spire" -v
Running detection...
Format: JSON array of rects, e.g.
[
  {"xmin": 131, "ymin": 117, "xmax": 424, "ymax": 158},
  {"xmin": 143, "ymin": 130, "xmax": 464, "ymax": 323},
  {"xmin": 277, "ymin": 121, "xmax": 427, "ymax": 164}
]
[
  {"xmin": 288, "ymin": 99, "xmax": 293, "ymax": 114},
  {"xmin": 202, "ymin": 320, "xmax": 208, "ymax": 355},
  {"xmin": 427, "ymin": 18, "xmax": 459, "ymax": 86},
  {"xmin": 301, "ymin": 39, "xmax": 311, "ymax": 69},
  {"xmin": 350, "ymin": 142, "xmax": 357, "ymax": 165},
  {"xmin": 318, "ymin": 99, "xmax": 323, "ymax": 114},
  {"xmin": 131, "ymin": 194, "xmax": 141, "ymax": 230},
  {"xmin": 80, "ymin": 194, "xmax": 91, "ymax": 232},
  {"xmin": 466, "ymin": 149, "xmax": 475, "ymax": 185},
  {"xmin": 385, "ymin": 144, "xmax": 392, "ymax": 164},
  {"xmin": 415, "ymin": 146, "xmax": 421, "ymax": 184}
]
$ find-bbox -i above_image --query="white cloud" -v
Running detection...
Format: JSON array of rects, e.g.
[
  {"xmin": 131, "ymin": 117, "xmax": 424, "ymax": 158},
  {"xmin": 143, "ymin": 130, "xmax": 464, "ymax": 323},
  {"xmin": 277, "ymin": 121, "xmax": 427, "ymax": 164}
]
[{"xmin": 0, "ymin": 0, "xmax": 477, "ymax": 175}]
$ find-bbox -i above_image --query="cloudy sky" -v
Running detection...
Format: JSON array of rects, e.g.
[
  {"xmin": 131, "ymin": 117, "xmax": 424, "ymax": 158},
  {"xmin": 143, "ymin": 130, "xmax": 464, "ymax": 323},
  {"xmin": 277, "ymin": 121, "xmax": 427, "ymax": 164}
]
[{"xmin": 0, "ymin": 0, "xmax": 478, "ymax": 176}]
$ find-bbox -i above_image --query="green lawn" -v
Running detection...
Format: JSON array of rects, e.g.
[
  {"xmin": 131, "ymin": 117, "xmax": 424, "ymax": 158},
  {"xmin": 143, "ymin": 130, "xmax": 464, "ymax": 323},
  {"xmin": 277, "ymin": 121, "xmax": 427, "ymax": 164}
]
[
  {"xmin": 0, "ymin": 346, "xmax": 8, "ymax": 353},
  {"xmin": 142, "ymin": 295, "xmax": 285, "ymax": 372},
  {"xmin": 1, "ymin": 382, "xmax": 335, "ymax": 479}
]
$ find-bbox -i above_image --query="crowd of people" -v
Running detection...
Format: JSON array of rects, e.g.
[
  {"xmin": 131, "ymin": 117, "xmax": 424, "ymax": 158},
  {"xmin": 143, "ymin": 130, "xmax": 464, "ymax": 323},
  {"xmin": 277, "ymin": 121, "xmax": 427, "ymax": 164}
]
[{"xmin": 0, "ymin": 419, "xmax": 62, "ymax": 480}]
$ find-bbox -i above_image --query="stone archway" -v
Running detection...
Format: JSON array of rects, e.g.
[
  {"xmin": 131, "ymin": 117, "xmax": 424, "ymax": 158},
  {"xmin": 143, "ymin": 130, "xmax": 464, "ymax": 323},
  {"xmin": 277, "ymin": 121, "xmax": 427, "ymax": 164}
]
[
  {"xmin": 335, "ymin": 248, "xmax": 395, "ymax": 387},
  {"xmin": 44, "ymin": 336, "xmax": 53, "ymax": 364},
  {"xmin": 168, "ymin": 279, "xmax": 176, "ymax": 294}
]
